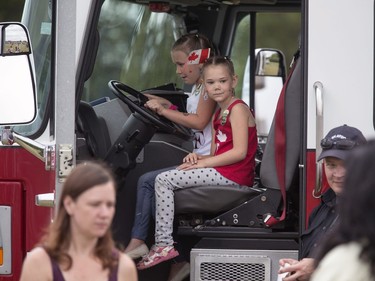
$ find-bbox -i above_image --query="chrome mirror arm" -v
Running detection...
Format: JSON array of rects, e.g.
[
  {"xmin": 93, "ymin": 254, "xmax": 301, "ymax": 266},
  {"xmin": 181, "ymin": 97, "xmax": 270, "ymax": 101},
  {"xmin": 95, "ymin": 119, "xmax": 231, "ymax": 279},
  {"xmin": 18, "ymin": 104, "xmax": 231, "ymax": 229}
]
[{"xmin": 1, "ymin": 128, "xmax": 55, "ymax": 171}]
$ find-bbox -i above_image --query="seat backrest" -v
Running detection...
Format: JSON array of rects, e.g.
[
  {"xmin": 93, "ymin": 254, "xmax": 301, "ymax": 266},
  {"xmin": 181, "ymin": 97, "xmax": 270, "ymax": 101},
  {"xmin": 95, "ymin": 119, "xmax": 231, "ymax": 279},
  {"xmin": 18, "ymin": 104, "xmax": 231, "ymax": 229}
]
[
  {"xmin": 174, "ymin": 52, "xmax": 302, "ymax": 223},
  {"xmin": 260, "ymin": 52, "xmax": 302, "ymax": 192},
  {"xmin": 77, "ymin": 101, "xmax": 111, "ymax": 159}
]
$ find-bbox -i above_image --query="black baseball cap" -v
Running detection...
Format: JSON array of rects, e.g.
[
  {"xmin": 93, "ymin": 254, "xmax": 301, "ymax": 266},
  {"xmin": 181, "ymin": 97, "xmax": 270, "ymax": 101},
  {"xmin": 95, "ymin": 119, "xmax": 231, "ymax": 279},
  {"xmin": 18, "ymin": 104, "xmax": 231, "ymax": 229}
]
[{"xmin": 318, "ymin": 124, "xmax": 367, "ymax": 161}]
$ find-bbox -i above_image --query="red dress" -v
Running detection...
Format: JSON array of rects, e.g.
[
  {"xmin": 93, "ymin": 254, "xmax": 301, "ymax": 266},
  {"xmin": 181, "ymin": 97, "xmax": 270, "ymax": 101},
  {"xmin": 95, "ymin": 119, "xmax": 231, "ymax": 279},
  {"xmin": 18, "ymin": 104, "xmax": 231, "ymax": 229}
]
[{"xmin": 213, "ymin": 99, "xmax": 257, "ymax": 187}]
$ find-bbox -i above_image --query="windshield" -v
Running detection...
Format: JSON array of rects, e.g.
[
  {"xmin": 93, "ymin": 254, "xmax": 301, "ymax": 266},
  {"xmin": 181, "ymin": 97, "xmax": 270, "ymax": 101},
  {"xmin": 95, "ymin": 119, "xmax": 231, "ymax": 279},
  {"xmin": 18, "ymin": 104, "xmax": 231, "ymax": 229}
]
[
  {"xmin": 15, "ymin": 0, "xmax": 51, "ymax": 136},
  {"xmin": 84, "ymin": 0, "xmax": 186, "ymax": 102},
  {"xmin": 16, "ymin": 0, "xmax": 186, "ymax": 136}
]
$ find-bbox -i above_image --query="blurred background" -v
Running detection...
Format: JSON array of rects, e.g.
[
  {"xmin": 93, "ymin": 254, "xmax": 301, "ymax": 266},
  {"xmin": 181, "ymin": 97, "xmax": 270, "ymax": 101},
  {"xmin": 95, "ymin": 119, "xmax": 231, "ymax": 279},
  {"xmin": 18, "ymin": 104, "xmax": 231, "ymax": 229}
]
[{"xmin": 0, "ymin": 1, "xmax": 25, "ymax": 21}]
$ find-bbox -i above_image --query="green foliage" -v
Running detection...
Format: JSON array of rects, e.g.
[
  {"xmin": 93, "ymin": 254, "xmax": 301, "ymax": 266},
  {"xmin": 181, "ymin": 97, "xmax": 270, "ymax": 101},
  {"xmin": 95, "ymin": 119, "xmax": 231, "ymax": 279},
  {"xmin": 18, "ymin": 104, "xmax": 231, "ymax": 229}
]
[
  {"xmin": 84, "ymin": 2, "xmax": 183, "ymax": 102},
  {"xmin": 256, "ymin": 12, "xmax": 301, "ymax": 69},
  {"xmin": 0, "ymin": 0, "xmax": 25, "ymax": 21},
  {"xmin": 231, "ymin": 12, "xmax": 301, "ymax": 99}
]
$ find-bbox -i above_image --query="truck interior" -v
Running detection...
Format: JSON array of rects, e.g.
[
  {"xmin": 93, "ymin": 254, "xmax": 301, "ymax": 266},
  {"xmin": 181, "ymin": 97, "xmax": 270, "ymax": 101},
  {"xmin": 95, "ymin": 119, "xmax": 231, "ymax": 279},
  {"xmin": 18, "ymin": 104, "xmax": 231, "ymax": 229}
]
[
  {"xmin": 2, "ymin": 0, "xmax": 374, "ymax": 280},
  {"xmin": 75, "ymin": 44, "xmax": 302, "ymax": 280},
  {"xmin": 75, "ymin": 3, "xmax": 302, "ymax": 280},
  {"xmin": 14, "ymin": 0, "xmax": 303, "ymax": 279}
]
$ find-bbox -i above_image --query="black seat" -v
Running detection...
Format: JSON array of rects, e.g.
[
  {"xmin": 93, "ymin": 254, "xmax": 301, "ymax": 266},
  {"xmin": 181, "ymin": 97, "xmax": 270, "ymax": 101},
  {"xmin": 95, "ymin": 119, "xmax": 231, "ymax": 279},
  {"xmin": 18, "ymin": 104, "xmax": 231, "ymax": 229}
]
[
  {"xmin": 175, "ymin": 184, "xmax": 262, "ymax": 214},
  {"xmin": 174, "ymin": 51, "xmax": 302, "ymax": 228},
  {"xmin": 77, "ymin": 101, "xmax": 112, "ymax": 160}
]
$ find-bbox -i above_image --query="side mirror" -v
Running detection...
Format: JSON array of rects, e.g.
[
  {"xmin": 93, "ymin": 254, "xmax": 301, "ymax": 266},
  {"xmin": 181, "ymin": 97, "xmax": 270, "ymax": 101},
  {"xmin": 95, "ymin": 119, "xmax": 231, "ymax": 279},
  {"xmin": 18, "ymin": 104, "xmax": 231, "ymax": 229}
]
[
  {"xmin": 255, "ymin": 49, "xmax": 286, "ymax": 81},
  {"xmin": 242, "ymin": 48, "xmax": 287, "ymax": 145},
  {"xmin": 0, "ymin": 22, "xmax": 37, "ymax": 125}
]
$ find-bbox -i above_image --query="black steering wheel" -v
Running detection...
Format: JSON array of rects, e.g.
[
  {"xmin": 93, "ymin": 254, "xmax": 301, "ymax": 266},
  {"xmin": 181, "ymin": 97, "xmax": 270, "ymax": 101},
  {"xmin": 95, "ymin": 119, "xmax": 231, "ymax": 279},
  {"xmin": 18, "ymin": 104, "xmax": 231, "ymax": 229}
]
[{"xmin": 108, "ymin": 80, "xmax": 192, "ymax": 140}]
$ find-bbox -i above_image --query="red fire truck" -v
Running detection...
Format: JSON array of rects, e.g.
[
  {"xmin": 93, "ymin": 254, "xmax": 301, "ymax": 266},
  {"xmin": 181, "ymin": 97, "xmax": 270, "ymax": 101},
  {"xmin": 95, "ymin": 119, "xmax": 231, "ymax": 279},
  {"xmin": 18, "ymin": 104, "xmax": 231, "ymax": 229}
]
[{"xmin": 0, "ymin": 0, "xmax": 374, "ymax": 280}]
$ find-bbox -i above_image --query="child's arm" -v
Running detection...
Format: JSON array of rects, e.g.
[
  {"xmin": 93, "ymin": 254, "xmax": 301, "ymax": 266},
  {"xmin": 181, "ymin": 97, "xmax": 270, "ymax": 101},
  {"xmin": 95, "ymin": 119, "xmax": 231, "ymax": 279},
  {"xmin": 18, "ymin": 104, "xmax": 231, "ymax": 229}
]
[
  {"xmin": 144, "ymin": 93, "xmax": 173, "ymax": 109},
  {"xmin": 177, "ymin": 115, "xmax": 217, "ymax": 171},
  {"xmin": 210, "ymin": 116, "xmax": 217, "ymax": 155},
  {"xmin": 180, "ymin": 103, "xmax": 255, "ymax": 170},
  {"xmin": 146, "ymin": 90, "xmax": 216, "ymax": 130}
]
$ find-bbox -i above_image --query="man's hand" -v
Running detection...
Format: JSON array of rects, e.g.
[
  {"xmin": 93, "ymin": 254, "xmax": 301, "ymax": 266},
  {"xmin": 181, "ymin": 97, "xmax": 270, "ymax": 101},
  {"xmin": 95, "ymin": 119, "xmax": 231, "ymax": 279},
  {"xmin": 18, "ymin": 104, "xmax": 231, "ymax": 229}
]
[{"xmin": 278, "ymin": 258, "xmax": 315, "ymax": 281}]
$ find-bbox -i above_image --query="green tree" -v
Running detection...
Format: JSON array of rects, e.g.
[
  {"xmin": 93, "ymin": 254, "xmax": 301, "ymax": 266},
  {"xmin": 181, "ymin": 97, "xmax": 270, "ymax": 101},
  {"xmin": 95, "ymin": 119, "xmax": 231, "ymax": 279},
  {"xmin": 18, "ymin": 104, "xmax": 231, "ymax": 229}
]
[
  {"xmin": 256, "ymin": 13, "xmax": 301, "ymax": 68},
  {"xmin": 0, "ymin": 0, "xmax": 25, "ymax": 22}
]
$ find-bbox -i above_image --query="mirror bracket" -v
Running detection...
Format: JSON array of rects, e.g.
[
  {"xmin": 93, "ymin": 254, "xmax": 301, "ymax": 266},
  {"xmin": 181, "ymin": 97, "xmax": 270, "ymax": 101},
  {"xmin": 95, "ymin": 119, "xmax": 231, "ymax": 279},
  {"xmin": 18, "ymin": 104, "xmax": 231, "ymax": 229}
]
[{"xmin": 1, "ymin": 128, "xmax": 55, "ymax": 171}]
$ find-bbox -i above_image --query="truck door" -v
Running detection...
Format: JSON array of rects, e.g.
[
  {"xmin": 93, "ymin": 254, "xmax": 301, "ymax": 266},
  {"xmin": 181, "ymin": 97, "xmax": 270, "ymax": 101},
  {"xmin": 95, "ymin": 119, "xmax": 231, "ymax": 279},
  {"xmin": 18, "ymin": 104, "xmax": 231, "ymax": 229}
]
[
  {"xmin": 305, "ymin": 0, "xmax": 375, "ymax": 218},
  {"xmin": 0, "ymin": 1, "xmax": 84, "ymax": 279}
]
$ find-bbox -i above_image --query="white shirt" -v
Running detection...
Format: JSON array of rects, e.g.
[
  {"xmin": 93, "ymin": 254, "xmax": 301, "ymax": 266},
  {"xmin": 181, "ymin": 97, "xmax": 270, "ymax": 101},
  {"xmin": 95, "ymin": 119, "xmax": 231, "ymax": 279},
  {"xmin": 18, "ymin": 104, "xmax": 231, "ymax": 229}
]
[
  {"xmin": 186, "ymin": 84, "xmax": 212, "ymax": 155},
  {"xmin": 311, "ymin": 242, "xmax": 372, "ymax": 281}
]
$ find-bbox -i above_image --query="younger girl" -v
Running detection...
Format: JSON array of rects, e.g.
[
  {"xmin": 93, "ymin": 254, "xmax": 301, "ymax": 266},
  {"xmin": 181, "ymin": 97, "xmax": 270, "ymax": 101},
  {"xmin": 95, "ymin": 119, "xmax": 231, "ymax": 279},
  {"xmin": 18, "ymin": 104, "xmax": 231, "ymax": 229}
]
[{"xmin": 137, "ymin": 56, "xmax": 258, "ymax": 269}]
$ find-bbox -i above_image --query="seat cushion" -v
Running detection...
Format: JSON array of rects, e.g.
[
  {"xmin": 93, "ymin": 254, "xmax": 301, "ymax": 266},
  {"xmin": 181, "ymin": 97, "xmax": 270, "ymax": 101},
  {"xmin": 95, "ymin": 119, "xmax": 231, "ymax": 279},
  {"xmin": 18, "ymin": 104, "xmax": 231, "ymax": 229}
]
[{"xmin": 174, "ymin": 184, "xmax": 262, "ymax": 214}]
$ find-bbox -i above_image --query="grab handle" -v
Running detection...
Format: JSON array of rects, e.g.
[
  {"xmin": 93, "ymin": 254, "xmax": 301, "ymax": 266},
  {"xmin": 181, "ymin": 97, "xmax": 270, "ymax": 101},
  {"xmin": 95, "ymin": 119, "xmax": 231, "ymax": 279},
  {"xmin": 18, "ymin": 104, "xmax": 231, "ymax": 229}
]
[{"xmin": 314, "ymin": 81, "xmax": 324, "ymax": 198}]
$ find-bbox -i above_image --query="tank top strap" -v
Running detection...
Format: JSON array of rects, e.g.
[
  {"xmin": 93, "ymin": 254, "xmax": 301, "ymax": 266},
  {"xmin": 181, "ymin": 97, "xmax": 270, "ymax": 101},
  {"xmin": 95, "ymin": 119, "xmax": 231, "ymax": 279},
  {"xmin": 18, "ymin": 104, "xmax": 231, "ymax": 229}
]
[
  {"xmin": 108, "ymin": 265, "xmax": 118, "ymax": 281},
  {"xmin": 108, "ymin": 249, "xmax": 120, "ymax": 281},
  {"xmin": 227, "ymin": 99, "xmax": 247, "ymax": 111},
  {"xmin": 213, "ymin": 107, "xmax": 221, "ymax": 120},
  {"xmin": 48, "ymin": 255, "xmax": 66, "ymax": 281},
  {"xmin": 213, "ymin": 99, "xmax": 246, "ymax": 123}
]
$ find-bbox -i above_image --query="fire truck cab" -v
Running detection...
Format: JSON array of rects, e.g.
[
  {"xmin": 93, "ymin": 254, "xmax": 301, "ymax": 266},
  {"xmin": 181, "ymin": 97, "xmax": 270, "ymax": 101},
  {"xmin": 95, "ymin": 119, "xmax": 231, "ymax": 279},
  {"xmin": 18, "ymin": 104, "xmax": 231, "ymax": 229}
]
[{"xmin": 0, "ymin": 0, "xmax": 374, "ymax": 280}]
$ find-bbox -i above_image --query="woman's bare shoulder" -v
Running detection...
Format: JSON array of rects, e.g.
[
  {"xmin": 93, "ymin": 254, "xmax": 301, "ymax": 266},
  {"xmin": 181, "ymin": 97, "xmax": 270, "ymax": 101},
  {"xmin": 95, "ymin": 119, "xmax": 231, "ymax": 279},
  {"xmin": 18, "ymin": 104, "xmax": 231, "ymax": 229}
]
[
  {"xmin": 23, "ymin": 247, "xmax": 51, "ymax": 266},
  {"xmin": 117, "ymin": 252, "xmax": 138, "ymax": 281},
  {"xmin": 20, "ymin": 247, "xmax": 53, "ymax": 281}
]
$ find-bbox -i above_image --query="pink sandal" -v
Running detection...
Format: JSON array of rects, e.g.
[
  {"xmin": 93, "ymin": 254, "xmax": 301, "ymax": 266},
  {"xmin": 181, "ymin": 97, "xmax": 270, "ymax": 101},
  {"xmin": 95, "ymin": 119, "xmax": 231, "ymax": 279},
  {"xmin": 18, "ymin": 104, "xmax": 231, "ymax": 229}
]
[{"xmin": 136, "ymin": 245, "xmax": 179, "ymax": 270}]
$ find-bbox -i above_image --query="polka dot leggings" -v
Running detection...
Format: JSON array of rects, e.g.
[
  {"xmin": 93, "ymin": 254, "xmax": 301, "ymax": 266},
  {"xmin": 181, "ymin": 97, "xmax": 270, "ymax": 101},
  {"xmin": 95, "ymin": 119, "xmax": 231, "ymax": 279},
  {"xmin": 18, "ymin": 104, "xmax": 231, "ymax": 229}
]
[{"xmin": 154, "ymin": 168, "xmax": 238, "ymax": 246}]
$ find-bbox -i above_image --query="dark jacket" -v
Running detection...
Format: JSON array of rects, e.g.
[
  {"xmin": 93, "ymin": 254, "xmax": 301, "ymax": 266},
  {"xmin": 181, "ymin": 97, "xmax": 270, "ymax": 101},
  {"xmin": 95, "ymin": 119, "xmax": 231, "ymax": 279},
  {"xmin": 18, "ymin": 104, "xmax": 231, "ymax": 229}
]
[{"xmin": 300, "ymin": 188, "xmax": 339, "ymax": 259}]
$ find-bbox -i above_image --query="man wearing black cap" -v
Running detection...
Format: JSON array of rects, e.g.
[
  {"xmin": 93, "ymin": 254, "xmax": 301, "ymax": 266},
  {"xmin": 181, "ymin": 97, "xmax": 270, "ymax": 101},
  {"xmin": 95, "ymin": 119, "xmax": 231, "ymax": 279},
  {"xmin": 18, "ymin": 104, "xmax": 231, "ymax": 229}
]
[{"xmin": 278, "ymin": 124, "xmax": 367, "ymax": 281}]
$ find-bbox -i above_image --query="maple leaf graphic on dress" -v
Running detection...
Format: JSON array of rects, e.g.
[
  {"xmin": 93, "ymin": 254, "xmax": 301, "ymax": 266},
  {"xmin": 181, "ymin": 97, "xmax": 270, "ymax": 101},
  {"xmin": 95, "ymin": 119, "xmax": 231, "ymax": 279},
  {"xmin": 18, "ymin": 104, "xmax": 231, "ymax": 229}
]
[
  {"xmin": 187, "ymin": 48, "xmax": 211, "ymax": 65},
  {"xmin": 217, "ymin": 130, "xmax": 227, "ymax": 143}
]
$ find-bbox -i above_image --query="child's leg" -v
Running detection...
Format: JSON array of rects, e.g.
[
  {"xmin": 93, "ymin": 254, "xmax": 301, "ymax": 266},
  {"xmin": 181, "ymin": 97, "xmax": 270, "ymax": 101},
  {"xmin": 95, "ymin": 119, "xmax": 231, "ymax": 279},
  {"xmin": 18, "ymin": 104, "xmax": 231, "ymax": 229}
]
[
  {"xmin": 137, "ymin": 168, "xmax": 238, "ymax": 269},
  {"xmin": 126, "ymin": 167, "xmax": 176, "ymax": 258},
  {"xmin": 130, "ymin": 167, "xmax": 174, "ymax": 241},
  {"xmin": 154, "ymin": 168, "xmax": 238, "ymax": 246}
]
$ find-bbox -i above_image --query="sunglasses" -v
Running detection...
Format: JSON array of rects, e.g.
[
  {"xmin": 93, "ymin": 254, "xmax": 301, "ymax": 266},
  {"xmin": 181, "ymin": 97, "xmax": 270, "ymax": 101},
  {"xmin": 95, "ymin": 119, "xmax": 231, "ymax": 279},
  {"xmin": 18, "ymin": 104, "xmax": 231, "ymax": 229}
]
[{"xmin": 320, "ymin": 138, "xmax": 357, "ymax": 150}]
